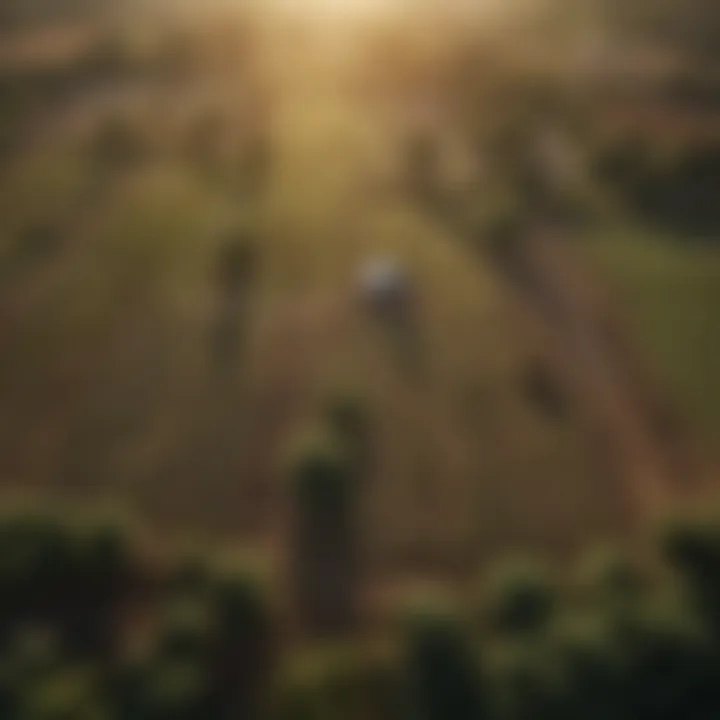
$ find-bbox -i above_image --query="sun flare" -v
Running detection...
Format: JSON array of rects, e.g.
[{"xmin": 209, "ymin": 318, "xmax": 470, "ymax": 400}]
[{"xmin": 261, "ymin": 0, "xmax": 408, "ymax": 21}]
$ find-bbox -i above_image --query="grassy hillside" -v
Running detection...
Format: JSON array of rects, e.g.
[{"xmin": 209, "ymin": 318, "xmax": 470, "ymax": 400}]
[
  {"xmin": 585, "ymin": 227, "xmax": 720, "ymax": 442},
  {"xmin": 0, "ymin": 7, "xmax": 718, "ymax": 583}
]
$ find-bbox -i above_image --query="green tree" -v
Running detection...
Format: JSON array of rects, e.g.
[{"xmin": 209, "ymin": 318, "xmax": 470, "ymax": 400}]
[
  {"xmin": 401, "ymin": 597, "xmax": 485, "ymax": 720},
  {"xmin": 286, "ymin": 430, "xmax": 360, "ymax": 637}
]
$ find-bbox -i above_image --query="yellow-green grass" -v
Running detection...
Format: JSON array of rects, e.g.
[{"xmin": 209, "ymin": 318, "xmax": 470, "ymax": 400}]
[
  {"xmin": 0, "ymin": 128, "xmax": 622, "ymax": 567},
  {"xmin": 585, "ymin": 226, "xmax": 720, "ymax": 443},
  {"xmin": 0, "ymin": 33, "xmax": 660, "ymax": 574}
]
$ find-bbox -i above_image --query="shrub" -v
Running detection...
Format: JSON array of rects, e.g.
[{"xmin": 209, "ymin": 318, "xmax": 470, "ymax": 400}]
[
  {"xmin": 164, "ymin": 553, "xmax": 214, "ymax": 601},
  {"xmin": 659, "ymin": 516, "xmax": 720, "ymax": 638},
  {"xmin": 0, "ymin": 510, "xmax": 137, "ymax": 658},
  {"xmin": 154, "ymin": 600, "xmax": 216, "ymax": 663},
  {"xmin": 207, "ymin": 567, "xmax": 277, "ymax": 720},
  {"xmin": 17, "ymin": 667, "xmax": 105, "ymax": 720},
  {"xmin": 6, "ymin": 629, "xmax": 63, "ymax": 687},
  {"xmin": 62, "ymin": 519, "xmax": 135, "ymax": 657},
  {"xmin": 286, "ymin": 430, "xmax": 360, "ymax": 637},
  {"xmin": 275, "ymin": 654, "xmax": 337, "ymax": 720},
  {"xmin": 0, "ymin": 513, "xmax": 63, "ymax": 616},
  {"xmin": 275, "ymin": 647, "xmax": 400, "ymax": 720},
  {"xmin": 593, "ymin": 137, "xmax": 720, "ymax": 235},
  {"xmin": 400, "ymin": 596, "xmax": 485, "ymax": 720},
  {"xmin": 575, "ymin": 547, "xmax": 649, "ymax": 609},
  {"xmin": 481, "ymin": 561, "xmax": 555, "ymax": 637},
  {"xmin": 127, "ymin": 659, "xmax": 212, "ymax": 720},
  {"xmin": 490, "ymin": 640, "xmax": 565, "ymax": 720},
  {"xmin": 550, "ymin": 616, "xmax": 625, "ymax": 720},
  {"xmin": 617, "ymin": 599, "xmax": 720, "ymax": 719}
]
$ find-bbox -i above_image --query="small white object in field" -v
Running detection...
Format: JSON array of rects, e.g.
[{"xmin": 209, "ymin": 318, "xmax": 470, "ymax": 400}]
[{"xmin": 358, "ymin": 256, "xmax": 411, "ymax": 316}]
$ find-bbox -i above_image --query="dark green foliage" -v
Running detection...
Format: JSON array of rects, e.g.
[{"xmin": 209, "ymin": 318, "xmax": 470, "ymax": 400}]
[
  {"xmin": 134, "ymin": 563, "xmax": 277, "ymax": 719},
  {"xmin": 164, "ymin": 553, "xmax": 214, "ymax": 601},
  {"xmin": 120, "ymin": 659, "xmax": 213, "ymax": 720},
  {"xmin": 0, "ymin": 511, "xmax": 135, "ymax": 658},
  {"xmin": 637, "ymin": 145, "xmax": 720, "ymax": 235},
  {"xmin": 0, "ymin": 630, "xmax": 106, "ymax": 720},
  {"xmin": 0, "ymin": 507, "xmax": 274, "ymax": 718},
  {"xmin": 594, "ymin": 138, "xmax": 720, "ymax": 235},
  {"xmin": 491, "ymin": 641, "xmax": 566, "ymax": 720},
  {"xmin": 661, "ymin": 516, "xmax": 720, "ymax": 580},
  {"xmin": 62, "ymin": 520, "xmax": 134, "ymax": 657},
  {"xmin": 660, "ymin": 516, "xmax": 720, "ymax": 642},
  {"xmin": 276, "ymin": 648, "xmax": 401, "ymax": 720},
  {"xmin": 401, "ymin": 598, "xmax": 485, "ymax": 720},
  {"xmin": 287, "ymin": 431, "xmax": 360, "ymax": 636},
  {"xmin": 154, "ymin": 601, "xmax": 216, "ymax": 662},
  {"xmin": 276, "ymin": 654, "xmax": 341, "ymax": 720},
  {"xmin": 5, "ymin": 504, "xmax": 720, "ymax": 719},
  {"xmin": 551, "ymin": 617, "xmax": 624, "ymax": 720},
  {"xmin": 288, "ymin": 432, "xmax": 354, "ymax": 519},
  {"xmin": 6, "ymin": 630, "xmax": 63, "ymax": 685},
  {"xmin": 482, "ymin": 562, "xmax": 555, "ymax": 637},
  {"xmin": 617, "ymin": 603, "xmax": 719, "ymax": 720},
  {"xmin": 16, "ymin": 668, "xmax": 105, "ymax": 720},
  {"xmin": 570, "ymin": 538, "xmax": 720, "ymax": 720},
  {"xmin": 575, "ymin": 547, "xmax": 651, "ymax": 611},
  {"xmin": 207, "ymin": 569, "xmax": 277, "ymax": 719}
]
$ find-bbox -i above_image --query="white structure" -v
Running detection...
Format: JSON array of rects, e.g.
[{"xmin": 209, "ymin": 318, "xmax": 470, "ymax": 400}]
[{"xmin": 357, "ymin": 256, "xmax": 412, "ymax": 318}]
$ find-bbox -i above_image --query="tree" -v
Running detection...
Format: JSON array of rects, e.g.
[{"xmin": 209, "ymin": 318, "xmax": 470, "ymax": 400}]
[
  {"xmin": 286, "ymin": 431, "xmax": 360, "ymax": 637},
  {"xmin": 401, "ymin": 597, "xmax": 485, "ymax": 720}
]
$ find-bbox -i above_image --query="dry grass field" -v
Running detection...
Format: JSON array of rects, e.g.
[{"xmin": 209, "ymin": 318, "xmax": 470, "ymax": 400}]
[{"xmin": 0, "ymin": 0, "xmax": 718, "ymax": 588}]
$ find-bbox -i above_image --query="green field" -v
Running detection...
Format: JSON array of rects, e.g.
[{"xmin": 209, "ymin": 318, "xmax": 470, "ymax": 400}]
[
  {"xmin": 0, "ymin": 3, "xmax": 718, "ymax": 578},
  {"xmin": 0, "ymin": 3, "xmax": 720, "ymax": 719},
  {"xmin": 586, "ymin": 227, "xmax": 720, "ymax": 441}
]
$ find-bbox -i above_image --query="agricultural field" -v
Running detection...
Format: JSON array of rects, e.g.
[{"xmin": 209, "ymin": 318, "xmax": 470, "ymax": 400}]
[
  {"xmin": 0, "ymin": 0, "xmax": 719, "ymax": 573},
  {"xmin": 0, "ymin": 0, "xmax": 719, "ymax": 718},
  {"xmin": 586, "ymin": 226, "xmax": 720, "ymax": 443}
]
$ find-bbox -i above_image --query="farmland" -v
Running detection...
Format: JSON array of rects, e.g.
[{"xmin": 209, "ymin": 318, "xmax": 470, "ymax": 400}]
[{"xmin": 0, "ymin": 0, "xmax": 718, "ymax": 575}]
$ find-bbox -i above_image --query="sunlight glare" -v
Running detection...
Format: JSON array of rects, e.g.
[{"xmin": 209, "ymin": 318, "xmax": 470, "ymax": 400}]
[{"xmin": 262, "ymin": 0, "xmax": 406, "ymax": 22}]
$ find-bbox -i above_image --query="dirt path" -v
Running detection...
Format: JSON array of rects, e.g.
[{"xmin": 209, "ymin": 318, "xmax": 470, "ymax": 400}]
[
  {"xmin": 397, "ymin": 150, "xmax": 708, "ymax": 529},
  {"xmin": 508, "ymin": 228, "xmax": 695, "ymax": 516},
  {"xmin": 489, "ymin": 207, "xmax": 719, "ymax": 531}
]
